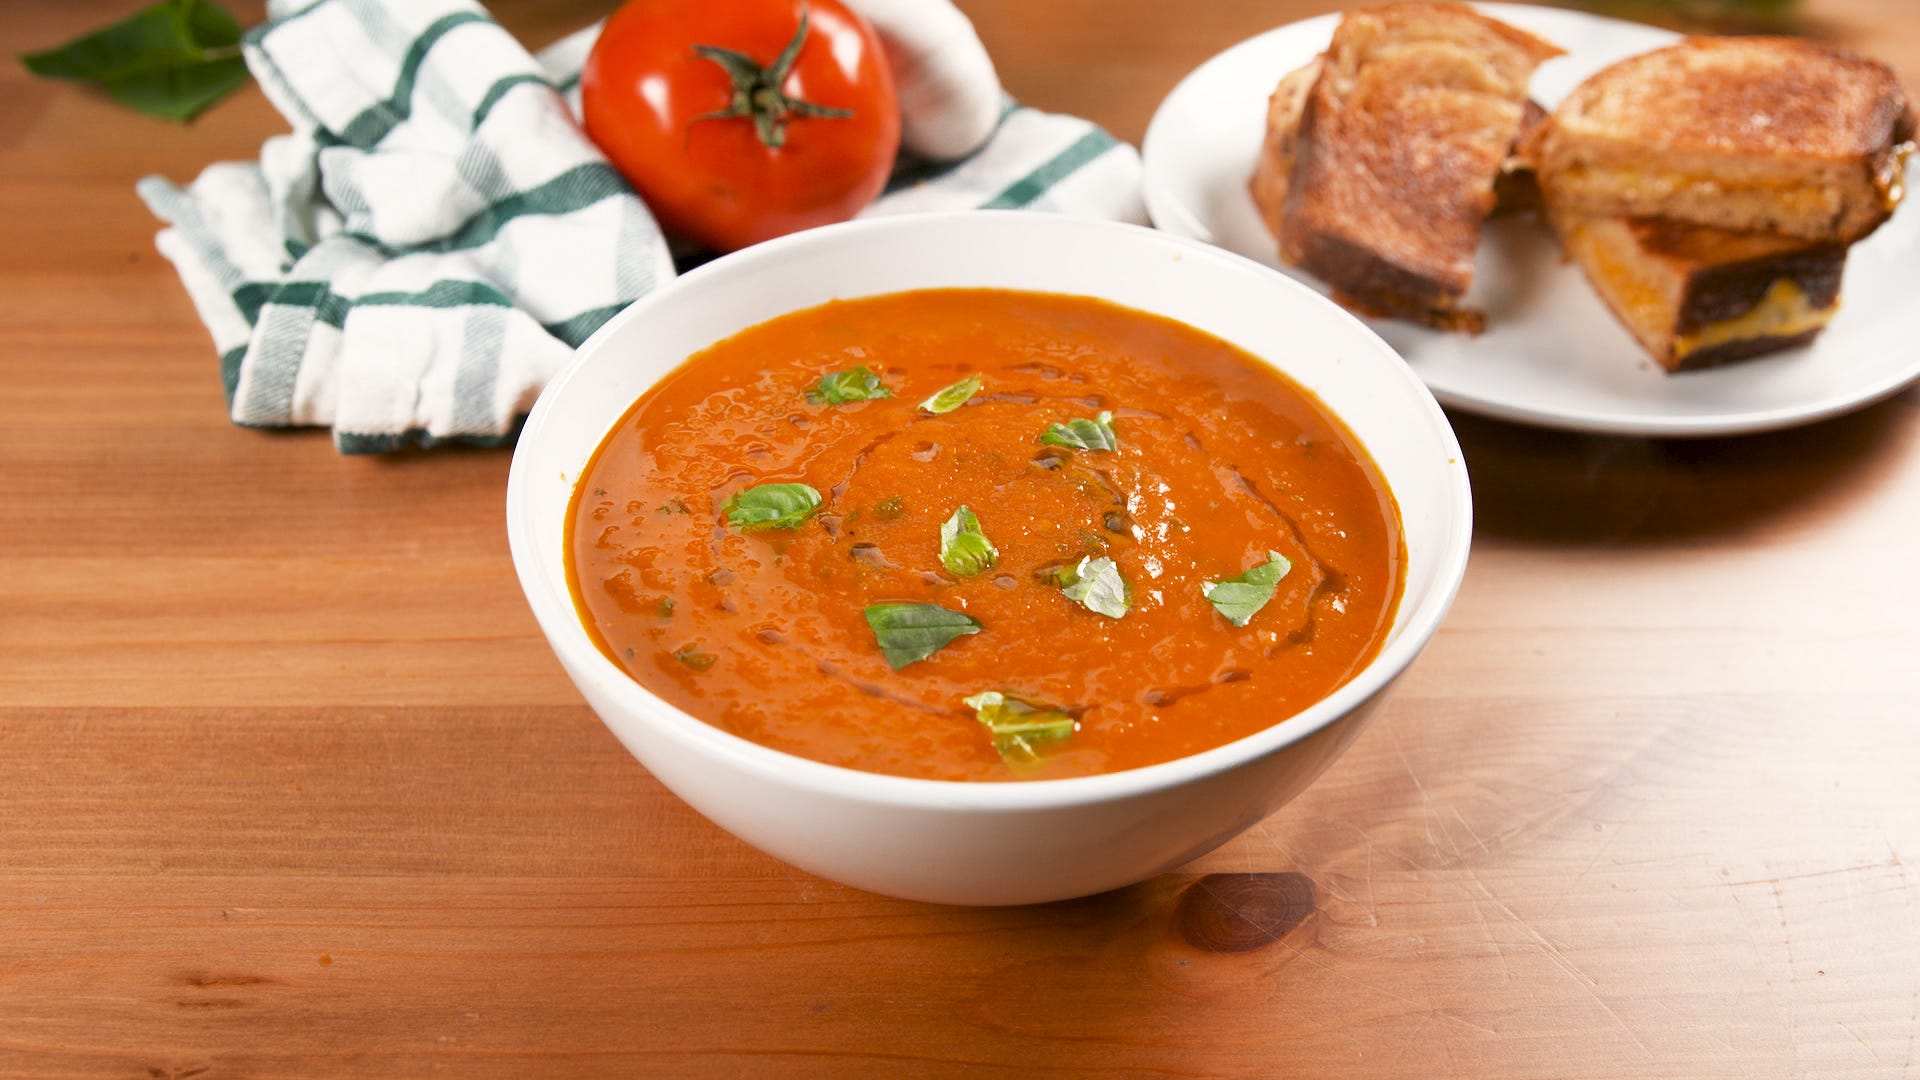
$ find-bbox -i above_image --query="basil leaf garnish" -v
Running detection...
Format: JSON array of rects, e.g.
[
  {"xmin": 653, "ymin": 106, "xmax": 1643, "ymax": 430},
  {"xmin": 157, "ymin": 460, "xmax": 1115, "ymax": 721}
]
[
  {"xmin": 673, "ymin": 647, "xmax": 717, "ymax": 671},
  {"xmin": 1057, "ymin": 555, "xmax": 1130, "ymax": 619},
  {"xmin": 963, "ymin": 691, "xmax": 1076, "ymax": 766},
  {"xmin": 20, "ymin": 0, "xmax": 251, "ymax": 123},
  {"xmin": 722, "ymin": 482, "xmax": 821, "ymax": 531},
  {"xmin": 1202, "ymin": 551, "xmax": 1293, "ymax": 627},
  {"xmin": 864, "ymin": 603, "xmax": 982, "ymax": 669},
  {"xmin": 806, "ymin": 365, "xmax": 892, "ymax": 405},
  {"xmin": 1040, "ymin": 410, "xmax": 1117, "ymax": 452},
  {"xmin": 938, "ymin": 505, "xmax": 998, "ymax": 577},
  {"xmin": 918, "ymin": 373, "xmax": 981, "ymax": 414}
]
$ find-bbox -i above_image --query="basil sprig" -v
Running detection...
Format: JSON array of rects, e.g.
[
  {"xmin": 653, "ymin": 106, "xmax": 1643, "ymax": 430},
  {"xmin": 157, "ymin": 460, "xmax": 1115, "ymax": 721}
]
[
  {"xmin": 1056, "ymin": 555, "xmax": 1130, "ymax": 619},
  {"xmin": 938, "ymin": 505, "xmax": 998, "ymax": 577},
  {"xmin": 1202, "ymin": 551, "xmax": 1293, "ymax": 627},
  {"xmin": 722, "ymin": 482, "xmax": 821, "ymax": 531},
  {"xmin": 918, "ymin": 373, "xmax": 981, "ymax": 414},
  {"xmin": 20, "ymin": 0, "xmax": 250, "ymax": 122},
  {"xmin": 963, "ymin": 691, "xmax": 1076, "ymax": 766},
  {"xmin": 1040, "ymin": 411, "xmax": 1116, "ymax": 452},
  {"xmin": 864, "ymin": 603, "xmax": 981, "ymax": 669},
  {"xmin": 807, "ymin": 365, "xmax": 892, "ymax": 405}
]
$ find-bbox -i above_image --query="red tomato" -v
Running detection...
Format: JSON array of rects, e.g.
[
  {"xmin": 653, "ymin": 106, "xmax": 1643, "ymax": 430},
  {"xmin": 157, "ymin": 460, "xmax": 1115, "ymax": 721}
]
[{"xmin": 582, "ymin": 0, "xmax": 901, "ymax": 253}]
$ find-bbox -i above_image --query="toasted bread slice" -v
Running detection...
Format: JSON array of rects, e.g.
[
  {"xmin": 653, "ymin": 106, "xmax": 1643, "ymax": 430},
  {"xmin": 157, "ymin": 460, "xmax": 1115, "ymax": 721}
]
[
  {"xmin": 1524, "ymin": 37, "xmax": 1916, "ymax": 243},
  {"xmin": 1548, "ymin": 201, "xmax": 1847, "ymax": 372},
  {"xmin": 1277, "ymin": 2, "xmax": 1562, "ymax": 329},
  {"xmin": 1256, "ymin": 70, "xmax": 1544, "ymax": 235}
]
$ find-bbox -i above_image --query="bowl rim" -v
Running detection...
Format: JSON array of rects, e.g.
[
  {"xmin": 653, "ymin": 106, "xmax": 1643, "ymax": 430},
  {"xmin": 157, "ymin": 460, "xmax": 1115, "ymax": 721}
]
[{"xmin": 506, "ymin": 210, "xmax": 1473, "ymax": 812}]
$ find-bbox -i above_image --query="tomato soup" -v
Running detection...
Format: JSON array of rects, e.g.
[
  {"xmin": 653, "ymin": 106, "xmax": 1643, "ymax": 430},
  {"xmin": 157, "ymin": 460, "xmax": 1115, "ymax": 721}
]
[{"xmin": 566, "ymin": 289, "xmax": 1404, "ymax": 781}]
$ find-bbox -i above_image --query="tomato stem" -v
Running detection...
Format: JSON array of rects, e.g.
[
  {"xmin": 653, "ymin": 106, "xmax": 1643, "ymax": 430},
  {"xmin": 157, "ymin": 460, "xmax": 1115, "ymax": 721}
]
[{"xmin": 690, "ymin": 4, "xmax": 853, "ymax": 149}]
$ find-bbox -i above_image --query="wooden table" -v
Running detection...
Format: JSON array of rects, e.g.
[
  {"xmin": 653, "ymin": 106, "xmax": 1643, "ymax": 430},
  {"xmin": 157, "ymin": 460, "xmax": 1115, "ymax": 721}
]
[{"xmin": 5, "ymin": 1, "xmax": 1918, "ymax": 1075}]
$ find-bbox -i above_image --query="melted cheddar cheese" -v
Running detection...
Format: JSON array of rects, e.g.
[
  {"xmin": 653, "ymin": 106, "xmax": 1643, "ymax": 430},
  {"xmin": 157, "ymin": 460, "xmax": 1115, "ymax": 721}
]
[
  {"xmin": 1562, "ymin": 165, "xmax": 1836, "ymax": 221},
  {"xmin": 1674, "ymin": 279, "xmax": 1837, "ymax": 360}
]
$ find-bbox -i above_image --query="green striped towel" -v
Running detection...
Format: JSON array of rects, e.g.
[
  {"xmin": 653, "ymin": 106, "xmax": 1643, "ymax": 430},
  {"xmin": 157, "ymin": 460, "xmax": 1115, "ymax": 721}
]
[{"xmin": 138, "ymin": 0, "xmax": 1144, "ymax": 454}]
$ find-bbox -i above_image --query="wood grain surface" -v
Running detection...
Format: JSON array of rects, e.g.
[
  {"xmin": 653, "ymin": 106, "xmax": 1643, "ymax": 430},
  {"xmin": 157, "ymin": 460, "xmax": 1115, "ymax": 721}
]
[{"xmin": 4, "ymin": 1, "xmax": 1919, "ymax": 1076}]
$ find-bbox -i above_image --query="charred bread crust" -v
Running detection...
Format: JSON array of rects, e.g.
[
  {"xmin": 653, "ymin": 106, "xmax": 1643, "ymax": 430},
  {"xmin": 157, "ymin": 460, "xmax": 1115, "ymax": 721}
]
[
  {"xmin": 1669, "ymin": 326, "xmax": 1826, "ymax": 372},
  {"xmin": 1672, "ymin": 240, "xmax": 1846, "ymax": 335},
  {"xmin": 1294, "ymin": 228, "xmax": 1483, "ymax": 330}
]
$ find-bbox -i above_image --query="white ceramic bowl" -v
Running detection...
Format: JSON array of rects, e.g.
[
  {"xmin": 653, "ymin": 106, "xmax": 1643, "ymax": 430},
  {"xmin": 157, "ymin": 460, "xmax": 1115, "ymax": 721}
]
[{"xmin": 506, "ymin": 212, "xmax": 1472, "ymax": 906}]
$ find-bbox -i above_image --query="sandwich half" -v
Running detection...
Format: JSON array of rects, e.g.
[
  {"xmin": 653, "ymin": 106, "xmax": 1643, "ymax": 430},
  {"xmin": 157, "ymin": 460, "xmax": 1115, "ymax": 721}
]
[
  {"xmin": 1522, "ymin": 37, "xmax": 1916, "ymax": 243},
  {"xmin": 1276, "ymin": 2, "xmax": 1563, "ymax": 330},
  {"xmin": 1548, "ymin": 203, "xmax": 1848, "ymax": 372}
]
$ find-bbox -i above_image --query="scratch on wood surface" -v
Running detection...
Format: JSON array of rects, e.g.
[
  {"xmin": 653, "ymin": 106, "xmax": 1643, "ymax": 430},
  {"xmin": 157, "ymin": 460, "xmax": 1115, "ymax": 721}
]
[
  {"xmin": 1385, "ymin": 722, "xmax": 1445, "ymax": 861},
  {"xmin": 1339, "ymin": 818, "xmax": 1424, "ymax": 874},
  {"xmin": 1719, "ymin": 872, "xmax": 1807, "ymax": 1079},
  {"xmin": 1449, "ymin": 807, "xmax": 1489, "ymax": 855},
  {"xmin": 1465, "ymin": 874, "xmax": 1592, "ymax": 989},
  {"xmin": 1359, "ymin": 827, "xmax": 1379, "ymax": 927},
  {"xmin": 1266, "ymin": 928, "xmax": 1432, "ymax": 1013},
  {"xmin": 1435, "ymin": 1009, "xmax": 1499, "ymax": 1038},
  {"xmin": 1836, "ymin": 1020, "xmax": 1888, "ymax": 1065},
  {"xmin": 1769, "ymin": 879, "xmax": 1800, "ymax": 1043},
  {"xmin": 1539, "ymin": 797, "xmax": 1648, "ymax": 923},
  {"xmin": 1903, "ymin": 984, "xmax": 1917, "ymax": 1077},
  {"xmin": 1464, "ymin": 872, "xmax": 1653, "ymax": 1059},
  {"xmin": 1375, "ymin": 998, "xmax": 1499, "ymax": 1075},
  {"xmin": 1461, "ymin": 886, "xmax": 1516, "ymax": 989},
  {"xmin": 1723, "ymin": 861, "xmax": 1901, "ymax": 888},
  {"xmin": 1721, "ymin": 869, "xmax": 1798, "ymax": 1055}
]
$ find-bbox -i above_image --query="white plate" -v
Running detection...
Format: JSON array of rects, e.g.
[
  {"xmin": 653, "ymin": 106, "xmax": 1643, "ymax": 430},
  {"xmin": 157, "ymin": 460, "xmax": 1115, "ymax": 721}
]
[{"xmin": 1141, "ymin": 2, "xmax": 1920, "ymax": 437}]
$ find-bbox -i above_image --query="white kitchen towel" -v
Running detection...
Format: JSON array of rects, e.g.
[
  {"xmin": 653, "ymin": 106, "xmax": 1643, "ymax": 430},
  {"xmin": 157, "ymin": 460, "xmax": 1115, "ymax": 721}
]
[{"xmin": 138, "ymin": 0, "xmax": 1146, "ymax": 453}]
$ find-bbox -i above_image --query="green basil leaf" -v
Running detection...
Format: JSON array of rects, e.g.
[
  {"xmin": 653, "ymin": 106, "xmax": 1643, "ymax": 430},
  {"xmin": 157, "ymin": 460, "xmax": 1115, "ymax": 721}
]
[
  {"xmin": 1202, "ymin": 550, "xmax": 1293, "ymax": 627},
  {"xmin": 962, "ymin": 691, "xmax": 1076, "ymax": 766},
  {"xmin": 1058, "ymin": 555, "xmax": 1130, "ymax": 619},
  {"xmin": 20, "ymin": 0, "xmax": 250, "ymax": 122},
  {"xmin": 22, "ymin": 0, "xmax": 241, "ymax": 80},
  {"xmin": 918, "ymin": 373, "xmax": 981, "ymax": 414},
  {"xmin": 722, "ymin": 482, "xmax": 821, "ymax": 531},
  {"xmin": 938, "ymin": 505, "xmax": 998, "ymax": 578},
  {"xmin": 864, "ymin": 603, "xmax": 982, "ymax": 669},
  {"xmin": 673, "ymin": 647, "xmax": 717, "ymax": 671},
  {"xmin": 1039, "ymin": 410, "xmax": 1117, "ymax": 452},
  {"xmin": 98, "ymin": 60, "xmax": 250, "ymax": 121},
  {"xmin": 806, "ymin": 365, "xmax": 892, "ymax": 405}
]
